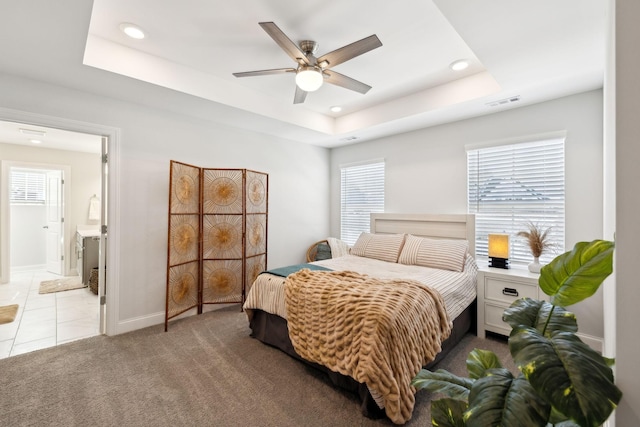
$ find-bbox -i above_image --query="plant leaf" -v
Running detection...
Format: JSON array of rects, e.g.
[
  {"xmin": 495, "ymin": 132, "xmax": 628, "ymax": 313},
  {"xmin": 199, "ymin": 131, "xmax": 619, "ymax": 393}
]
[
  {"xmin": 431, "ymin": 398, "xmax": 468, "ymax": 427},
  {"xmin": 503, "ymin": 298, "xmax": 578, "ymax": 336},
  {"xmin": 548, "ymin": 406, "xmax": 583, "ymax": 426},
  {"xmin": 466, "ymin": 348, "xmax": 503, "ymax": 380},
  {"xmin": 539, "ymin": 240, "xmax": 614, "ymax": 306},
  {"xmin": 464, "ymin": 368, "xmax": 550, "ymax": 427},
  {"xmin": 509, "ymin": 326, "xmax": 622, "ymax": 427},
  {"xmin": 411, "ymin": 369, "xmax": 474, "ymax": 401}
]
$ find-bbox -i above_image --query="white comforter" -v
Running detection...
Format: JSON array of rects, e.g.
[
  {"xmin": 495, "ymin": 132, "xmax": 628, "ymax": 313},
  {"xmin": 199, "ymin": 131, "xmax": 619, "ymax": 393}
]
[{"xmin": 243, "ymin": 254, "xmax": 477, "ymax": 321}]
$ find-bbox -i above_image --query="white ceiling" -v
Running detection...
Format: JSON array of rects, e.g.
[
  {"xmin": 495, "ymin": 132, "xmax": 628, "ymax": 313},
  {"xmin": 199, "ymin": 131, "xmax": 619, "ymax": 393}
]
[
  {"xmin": 0, "ymin": 121, "xmax": 102, "ymax": 155},
  {"xmin": 0, "ymin": 0, "xmax": 606, "ymax": 150}
]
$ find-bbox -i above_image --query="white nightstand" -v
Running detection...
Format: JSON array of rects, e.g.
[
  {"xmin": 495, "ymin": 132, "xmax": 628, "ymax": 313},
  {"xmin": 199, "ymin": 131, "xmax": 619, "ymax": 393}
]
[{"xmin": 476, "ymin": 264, "xmax": 547, "ymax": 338}]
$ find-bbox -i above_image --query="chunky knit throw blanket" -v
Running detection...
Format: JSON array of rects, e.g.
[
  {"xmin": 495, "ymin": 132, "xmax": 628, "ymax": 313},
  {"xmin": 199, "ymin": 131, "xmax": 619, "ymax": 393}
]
[{"xmin": 284, "ymin": 269, "xmax": 452, "ymax": 424}]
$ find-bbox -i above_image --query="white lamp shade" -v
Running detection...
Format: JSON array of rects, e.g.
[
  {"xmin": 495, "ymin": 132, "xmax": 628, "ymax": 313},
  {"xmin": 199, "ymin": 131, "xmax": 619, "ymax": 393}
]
[
  {"xmin": 295, "ymin": 67, "xmax": 323, "ymax": 92},
  {"xmin": 488, "ymin": 233, "xmax": 510, "ymax": 259}
]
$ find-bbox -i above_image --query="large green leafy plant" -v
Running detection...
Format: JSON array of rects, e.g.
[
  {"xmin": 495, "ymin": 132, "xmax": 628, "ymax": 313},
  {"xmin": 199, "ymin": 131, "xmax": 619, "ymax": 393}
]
[{"xmin": 412, "ymin": 240, "xmax": 622, "ymax": 427}]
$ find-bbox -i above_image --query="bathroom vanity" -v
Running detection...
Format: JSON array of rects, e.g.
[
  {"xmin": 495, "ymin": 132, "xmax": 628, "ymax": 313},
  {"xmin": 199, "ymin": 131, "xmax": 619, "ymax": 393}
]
[{"xmin": 76, "ymin": 227, "xmax": 100, "ymax": 286}]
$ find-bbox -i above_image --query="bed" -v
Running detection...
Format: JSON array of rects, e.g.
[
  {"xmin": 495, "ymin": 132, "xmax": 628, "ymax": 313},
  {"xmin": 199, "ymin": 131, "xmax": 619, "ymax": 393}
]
[{"xmin": 243, "ymin": 214, "xmax": 477, "ymax": 424}]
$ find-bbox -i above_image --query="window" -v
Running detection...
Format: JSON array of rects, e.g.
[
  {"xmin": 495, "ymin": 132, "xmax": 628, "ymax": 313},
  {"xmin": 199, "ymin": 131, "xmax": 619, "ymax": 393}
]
[
  {"xmin": 340, "ymin": 160, "xmax": 385, "ymax": 245},
  {"xmin": 467, "ymin": 137, "xmax": 565, "ymax": 264},
  {"xmin": 10, "ymin": 169, "xmax": 46, "ymax": 204}
]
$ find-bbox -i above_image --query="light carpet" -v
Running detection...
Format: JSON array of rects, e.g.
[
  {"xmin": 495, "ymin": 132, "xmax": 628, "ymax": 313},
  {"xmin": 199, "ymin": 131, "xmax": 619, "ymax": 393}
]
[
  {"xmin": 0, "ymin": 304, "xmax": 19, "ymax": 324},
  {"xmin": 39, "ymin": 276, "xmax": 85, "ymax": 294},
  {"xmin": 0, "ymin": 305, "xmax": 513, "ymax": 426}
]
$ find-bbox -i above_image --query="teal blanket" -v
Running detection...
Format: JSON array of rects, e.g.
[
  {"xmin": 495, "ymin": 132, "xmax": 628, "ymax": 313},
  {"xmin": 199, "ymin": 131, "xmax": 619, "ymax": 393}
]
[{"xmin": 265, "ymin": 263, "xmax": 332, "ymax": 278}]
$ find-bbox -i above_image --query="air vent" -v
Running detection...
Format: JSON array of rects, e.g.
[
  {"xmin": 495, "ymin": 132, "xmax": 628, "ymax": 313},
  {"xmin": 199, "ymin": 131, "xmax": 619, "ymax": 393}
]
[
  {"xmin": 19, "ymin": 128, "xmax": 47, "ymax": 137},
  {"xmin": 486, "ymin": 96, "xmax": 521, "ymax": 108},
  {"xmin": 340, "ymin": 136, "xmax": 358, "ymax": 142}
]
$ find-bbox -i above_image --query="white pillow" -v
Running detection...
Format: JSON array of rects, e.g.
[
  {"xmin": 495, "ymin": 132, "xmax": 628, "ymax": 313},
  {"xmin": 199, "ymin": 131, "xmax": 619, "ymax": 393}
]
[
  {"xmin": 398, "ymin": 234, "xmax": 468, "ymax": 272},
  {"xmin": 350, "ymin": 233, "xmax": 406, "ymax": 263}
]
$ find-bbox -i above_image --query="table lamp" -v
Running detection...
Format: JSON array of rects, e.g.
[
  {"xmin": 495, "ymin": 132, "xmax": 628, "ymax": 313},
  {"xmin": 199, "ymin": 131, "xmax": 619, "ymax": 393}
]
[{"xmin": 488, "ymin": 233, "xmax": 510, "ymax": 269}]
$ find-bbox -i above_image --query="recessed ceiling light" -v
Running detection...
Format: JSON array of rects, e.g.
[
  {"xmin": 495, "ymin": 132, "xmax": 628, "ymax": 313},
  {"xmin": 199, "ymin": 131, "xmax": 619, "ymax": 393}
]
[
  {"xmin": 330, "ymin": 106, "xmax": 342, "ymax": 113},
  {"xmin": 449, "ymin": 59, "xmax": 469, "ymax": 71},
  {"xmin": 119, "ymin": 23, "xmax": 146, "ymax": 40},
  {"xmin": 30, "ymin": 139, "xmax": 42, "ymax": 144},
  {"xmin": 19, "ymin": 128, "xmax": 46, "ymax": 137}
]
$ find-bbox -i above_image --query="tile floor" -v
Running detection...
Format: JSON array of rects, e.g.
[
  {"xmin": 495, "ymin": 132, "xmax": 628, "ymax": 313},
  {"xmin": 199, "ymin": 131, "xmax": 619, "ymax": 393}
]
[{"xmin": 0, "ymin": 268, "xmax": 100, "ymax": 359}]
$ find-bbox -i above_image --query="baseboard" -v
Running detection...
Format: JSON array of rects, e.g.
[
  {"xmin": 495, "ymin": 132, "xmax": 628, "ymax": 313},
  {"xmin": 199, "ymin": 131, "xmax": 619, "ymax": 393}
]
[
  {"xmin": 112, "ymin": 304, "xmax": 240, "ymax": 336},
  {"xmin": 114, "ymin": 311, "xmax": 166, "ymax": 335},
  {"xmin": 577, "ymin": 332, "xmax": 604, "ymax": 353},
  {"xmin": 11, "ymin": 264, "xmax": 46, "ymax": 272}
]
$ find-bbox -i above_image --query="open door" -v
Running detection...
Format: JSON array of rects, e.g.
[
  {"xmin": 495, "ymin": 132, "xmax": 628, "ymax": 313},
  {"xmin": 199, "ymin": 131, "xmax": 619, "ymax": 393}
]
[{"xmin": 45, "ymin": 170, "xmax": 63, "ymax": 275}]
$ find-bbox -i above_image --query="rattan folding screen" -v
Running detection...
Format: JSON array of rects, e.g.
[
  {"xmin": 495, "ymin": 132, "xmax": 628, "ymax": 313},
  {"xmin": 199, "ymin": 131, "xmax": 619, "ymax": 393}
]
[{"xmin": 165, "ymin": 161, "xmax": 268, "ymax": 330}]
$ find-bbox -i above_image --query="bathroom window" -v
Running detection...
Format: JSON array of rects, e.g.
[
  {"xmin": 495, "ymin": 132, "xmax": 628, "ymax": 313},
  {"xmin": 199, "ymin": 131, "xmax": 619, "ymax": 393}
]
[{"xmin": 10, "ymin": 169, "xmax": 46, "ymax": 204}]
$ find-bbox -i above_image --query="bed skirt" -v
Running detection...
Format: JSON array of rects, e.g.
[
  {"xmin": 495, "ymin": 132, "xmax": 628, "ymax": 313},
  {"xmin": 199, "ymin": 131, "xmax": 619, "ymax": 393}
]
[{"xmin": 248, "ymin": 300, "xmax": 476, "ymax": 419}]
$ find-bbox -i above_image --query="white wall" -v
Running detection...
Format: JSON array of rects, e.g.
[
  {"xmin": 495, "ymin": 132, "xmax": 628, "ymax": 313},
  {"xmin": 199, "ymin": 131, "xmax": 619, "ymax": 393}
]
[
  {"xmin": 0, "ymin": 72, "xmax": 331, "ymax": 333},
  {"xmin": 614, "ymin": 0, "xmax": 640, "ymax": 424},
  {"xmin": 1, "ymin": 143, "xmax": 102, "ymax": 274},
  {"xmin": 330, "ymin": 89, "xmax": 605, "ymax": 340}
]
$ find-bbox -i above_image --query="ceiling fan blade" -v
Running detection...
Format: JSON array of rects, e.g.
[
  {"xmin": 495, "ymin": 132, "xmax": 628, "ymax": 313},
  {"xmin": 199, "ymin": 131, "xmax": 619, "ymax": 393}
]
[
  {"xmin": 233, "ymin": 68, "xmax": 295, "ymax": 78},
  {"xmin": 317, "ymin": 35, "xmax": 382, "ymax": 69},
  {"xmin": 293, "ymin": 86, "xmax": 308, "ymax": 104},
  {"xmin": 259, "ymin": 22, "xmax": 311, "ymax": 65},
  {"xmin": 324, "ymin": 70, "xmax": 372, "ymax": 94}
]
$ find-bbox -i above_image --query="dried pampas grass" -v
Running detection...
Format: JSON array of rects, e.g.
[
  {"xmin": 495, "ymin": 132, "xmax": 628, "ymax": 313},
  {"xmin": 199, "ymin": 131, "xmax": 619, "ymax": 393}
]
[{"xmin": 517, "ymin": 221, "xmax": 553, "ymax": 258}]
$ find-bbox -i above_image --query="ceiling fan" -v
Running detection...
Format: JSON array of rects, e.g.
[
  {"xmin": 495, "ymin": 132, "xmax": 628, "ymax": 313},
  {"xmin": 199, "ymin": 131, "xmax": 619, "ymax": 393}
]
[{"xmin": 233, "ymin": 22, "xmax": 382, "ymax": 104}]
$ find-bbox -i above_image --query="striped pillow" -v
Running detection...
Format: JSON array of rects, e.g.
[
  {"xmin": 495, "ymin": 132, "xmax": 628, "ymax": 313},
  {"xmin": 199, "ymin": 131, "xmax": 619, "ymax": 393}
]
[
  {"xmin": 350, "ymin": 233, "xmax": 406, "ymax": 263},
  {"xmin": 398, "ymin": 234, "xmax": 468, "ymax": 272}
]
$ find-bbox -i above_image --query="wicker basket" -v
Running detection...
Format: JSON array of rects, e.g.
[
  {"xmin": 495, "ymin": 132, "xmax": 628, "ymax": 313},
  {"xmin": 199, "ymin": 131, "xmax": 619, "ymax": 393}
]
[
  {"xmin": 89, "ymin": 268, "xmax": 99, "ymax": 295},
  {"xmin": 306, "ymin": 240, "xmax": 332, "ymax": 262}
]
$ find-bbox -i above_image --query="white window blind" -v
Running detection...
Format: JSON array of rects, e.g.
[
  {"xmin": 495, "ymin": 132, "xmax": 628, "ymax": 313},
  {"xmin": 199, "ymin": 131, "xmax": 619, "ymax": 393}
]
[
  {"xmin": 467, "ymin": 138, "xmax": 565, "ymax": 264},
  {"xmin": 10, "ymin": 169, "xmax": 46, "ymax": 204},
  {"xmin": 340, "ymin": 160, "xmax": 385, "ymax": 245}
]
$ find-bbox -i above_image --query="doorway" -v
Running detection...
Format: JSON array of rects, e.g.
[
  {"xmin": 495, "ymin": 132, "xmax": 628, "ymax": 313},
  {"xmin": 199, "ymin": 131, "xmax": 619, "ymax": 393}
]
[
  {"xmin": 8, "ymin": 165, "xmax": 68, "ymax": 275},
  {"xmin": 0, "ymin": 117, "xmax": 109, "ymax": 357}
]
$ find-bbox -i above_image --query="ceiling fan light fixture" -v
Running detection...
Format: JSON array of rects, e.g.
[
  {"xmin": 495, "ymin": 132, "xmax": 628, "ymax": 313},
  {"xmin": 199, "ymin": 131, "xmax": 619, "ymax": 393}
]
[{"xmin": 295, "ymin": 66, "xmax": 323, "ymax": 92}]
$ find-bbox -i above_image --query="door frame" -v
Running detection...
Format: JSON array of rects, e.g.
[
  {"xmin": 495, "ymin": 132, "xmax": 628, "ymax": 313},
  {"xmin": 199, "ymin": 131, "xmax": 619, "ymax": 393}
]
[{"xmin": 0, "ymin": 107, "xmax": 120, "ymax": 336}]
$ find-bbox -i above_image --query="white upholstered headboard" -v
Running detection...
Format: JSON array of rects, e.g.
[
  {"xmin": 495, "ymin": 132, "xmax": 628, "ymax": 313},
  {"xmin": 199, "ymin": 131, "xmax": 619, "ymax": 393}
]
[{"xmin": 369, "ymin": 213, "xmax": 476, "ymax": 258}]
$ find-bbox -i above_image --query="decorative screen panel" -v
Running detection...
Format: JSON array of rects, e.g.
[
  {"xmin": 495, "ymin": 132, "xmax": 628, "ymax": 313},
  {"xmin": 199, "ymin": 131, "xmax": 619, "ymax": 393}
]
[
  {"xmin": 203, "ymin": 169, "xmax": 243, "ymax": 214},
  {"xmin": 245, "ymin": 170, "xmax": 268, "ymax": 214},
  {"xmin": 168, "ymin": 214, "xmax": 200, "ymax": 266},
  {"xmin": 245, "ymin": 214, "xmax": 267, "ymax": 257},
  {"xmin": 245, "ymin": 254, "xmax": 266, "ymax": 295},
  {"xmin": 203, "ymin": 214, "xmax": 243, "ymax": 260},
  {"xmin": 166, "ymin": 161, "xmax": 201, "ymax": 329},
  {"xmin": 170, "ymin": 162, "xmax": 200, "ymax": 214},
  {"xmin": 166, "ymin": 164, "xmax": 267, "ymax": 330},
  {"xmin": 202, "ymin": 260, "xmax": 243, "ymax": 303},
  {"xmin": 167, "ymin": 261, "xmax": 199, "ymax": 319}
]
